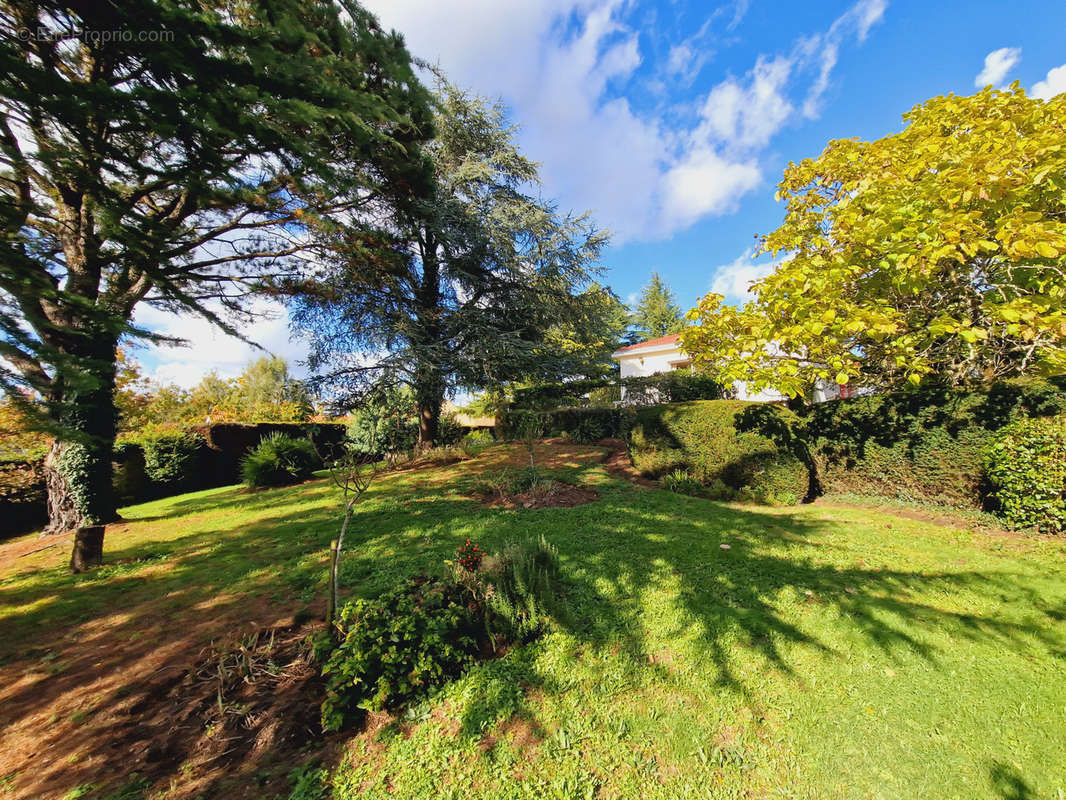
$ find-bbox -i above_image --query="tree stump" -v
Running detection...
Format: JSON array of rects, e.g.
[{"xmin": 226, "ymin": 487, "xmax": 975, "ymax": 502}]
[{"xmin": 70, "ymin": 525, "xmax": 105, "ymax": 573}]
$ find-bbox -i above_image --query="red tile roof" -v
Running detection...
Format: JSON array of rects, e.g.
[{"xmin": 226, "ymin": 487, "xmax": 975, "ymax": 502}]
[{"xmin": 612, "ymin": 333, "xmax": 682, "ymax": 355}]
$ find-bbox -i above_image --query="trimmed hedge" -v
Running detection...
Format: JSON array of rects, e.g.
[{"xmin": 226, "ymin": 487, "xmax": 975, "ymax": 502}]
[
  {"xmin": 498, "ymin": 407, "xmax": 629, "ymax": 444},
  {"xmin": 0, "ymin": 456, "xmax": 46, "ymax": 538},
  {"xmin": 512, "ymin": 373, "xmax": 724, "ymax": 410},
  {"xmin": 627, "ymin": 400, "xmax": 811, "ymax": 505},
  {"xmin": 189, "ymin": 422, "xmax": 346, "ymax": 487},
  {"xmin": 794, "ymin": 379, "xmax": 1066, "ymax": 508},
  {"xmin": 140, "ymin": 431, "xmax": 205, "ymax": 494},
  {"xmin": 3, "ymin": 422, "xmax": 348, "ymax": 536}
]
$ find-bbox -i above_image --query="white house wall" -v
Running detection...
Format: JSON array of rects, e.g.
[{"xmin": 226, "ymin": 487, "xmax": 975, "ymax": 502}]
[
  {"xmin": 614, "ymin": 345, "xmax": 787, "ymax": 403},
  {"xmin": 616, "ymin": 350, "xmax": 681, "ymax": 379}
]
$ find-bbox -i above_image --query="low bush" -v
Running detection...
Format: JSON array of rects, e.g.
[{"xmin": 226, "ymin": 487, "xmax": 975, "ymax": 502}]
[
  {"xmin": 725, "ymin": 451, "xmax": 809, "ymax": 506},
  {"xmin": 241, "ymin": 433, "xmax": 320, "ymax": 487},
  {"xmin": 985, "ymin": 416, "xmax": 1066, "ymax": 532},
  {"xmin": 459, "ymin": 430, "xmax": 494, "ymax": 459},
  {"xmin": 320, "ymin": 576, "xmax": 484, "ymax": 729},
  {"xmin": 661, "ymin": 469, "xmax": 702, "ymax": 496},
  {"xmin": 627, "ymin": 400, "xmax": 809, "ymax": 505}
]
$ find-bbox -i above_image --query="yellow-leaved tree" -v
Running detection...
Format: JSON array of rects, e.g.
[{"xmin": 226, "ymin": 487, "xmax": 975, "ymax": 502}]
[{"xmin": 683, "ymin": 86, "xmax": 1066, "ymax": 397}]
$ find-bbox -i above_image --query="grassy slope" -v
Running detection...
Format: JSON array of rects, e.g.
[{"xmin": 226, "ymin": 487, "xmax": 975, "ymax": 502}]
[{"xmin": 1, "ymin": 442, "xmax": 1064, "ymax": 800}]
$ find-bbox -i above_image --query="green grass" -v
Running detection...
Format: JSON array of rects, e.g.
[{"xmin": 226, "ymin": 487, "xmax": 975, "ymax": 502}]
[{"xmin": 1, "ymin": 442, "xmax": 1065, "ymax": 799}]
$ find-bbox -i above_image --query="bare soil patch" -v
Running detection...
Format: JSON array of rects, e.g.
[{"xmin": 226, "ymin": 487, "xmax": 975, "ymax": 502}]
[
  {"xmin": 479, "ymin": 480, "xmax": 599, "ymax": 509},
  {"xmin": 0, "ymin": 551, "xmax": 338, "ymax": 800},
  {"xmin": 596, "ymin": 437, "xmax": 658, "ymax": 488}
]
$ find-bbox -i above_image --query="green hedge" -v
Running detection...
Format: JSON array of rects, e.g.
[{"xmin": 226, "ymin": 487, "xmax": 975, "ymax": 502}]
[
  {"xmin": 498, "ymin": 407, "xmax": 629, "ymax": 444},
  {"xmin": 793, "ymin": 379, "xmax": 1066, "ymax": 508},
  {"xmin": 627, "ymin": 400, "xmax": 811, "ymax": 505},
  {"xmin": 0, "ymin": 456, "xmax": 47, "ymax": 538},
  {"xmin": 512, "ymin": 373, "xmax": 724, "ymax": 410},
  {"xmin": 140, "ymin": 431, "xmax": 205, "ymax": 493},
  {"xmin": 985, "ymin": 416, "xmax": 1066, "ymax": 532}
]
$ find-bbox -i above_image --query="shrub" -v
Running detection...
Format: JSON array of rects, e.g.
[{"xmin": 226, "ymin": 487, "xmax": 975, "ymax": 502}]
[
  {"xmin": 661, "ymin": 469, "xmax": 702, "ymax": 496},
  {"xmin": 567, "ymin": 412, "xmax": 613, "ymax": 443},
  {"xmin": 985, "ymin": 416, "xmax": 1066, "ymax": 532},
  {"xmin": 725, "ymin": 451, "xmax": 808, "ymax": 506},
  {"xmin": 510, "ymin": 373, "xmax": 724, "ymax": 410},
  {"xmin": 321, "ymin": 576, "xmax": 483, "ymax": 729},
  {"xmin": 346, "ymin": 411, "xmax": 417, "ymax": 456},
  {"xmin": 455, "ymin": 538, "xmax": 484, "ymax": 571},
  {"xmin": 112, "ymin": 441, "xmax": 147, "ymax": 504},
  {"xmin": 627, "ymin": 400, "xmax": 808, "ymax": 504},
  {"xmin": 437, "ymin": 413, "xmax": 465, "ymax": 446},
  {"xmin": 498, "ymin": 407, "xmax": 628, "ymax": 442},
  {"xmin": 459, "ymin": 430, "xmax": 494, "ymax": 459},
  {"xmin": 140, "ymin": 431, "xmax": 205, "ymax": 491},
  {"xmin": 476, "ymin": 535, "xmax": 568, "ymax": 639},
  {"xmin": 241, "ymin": 432, "xmax": 319, "ymax": 487}
]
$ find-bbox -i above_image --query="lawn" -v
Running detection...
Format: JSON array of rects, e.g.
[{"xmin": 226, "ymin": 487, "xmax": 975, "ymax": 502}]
[{"xmin": 1, "ymin": 442, "xmax": 1064, "ymax": 800}]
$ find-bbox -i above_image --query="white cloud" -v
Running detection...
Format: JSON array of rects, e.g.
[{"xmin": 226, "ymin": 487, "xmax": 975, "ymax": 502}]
[
  {"xmin": 661, "ymin": 149, "xmax": 761, "ymax": 230},
  {"xmin": 698, "ymin": 55, "xmax": 794, "ymax": 150},
  {"xmin": 1032, "ymin": 63, "xmax": 1066, "ymax": 100},
  {"xmin": 132, "ymin": 299, "xmax": 308, "ymax": 389},
  {"xmin": 975, "ymin": 47, "xmax": 1021, "ymax": 88},
  {"xmin": 709, "ymin": 250, "xmax": 779, "ymax": 301},
  {"xmin": 800, "ymin": 0, "xmax": 887, "ymax": 118},
  {"xmin": 363, "ymin": 0, "xmax": 887, "ymax": 243},
  {"xmin": 853, "ymin": 0, "xmax": 888, "ymax": 41}
]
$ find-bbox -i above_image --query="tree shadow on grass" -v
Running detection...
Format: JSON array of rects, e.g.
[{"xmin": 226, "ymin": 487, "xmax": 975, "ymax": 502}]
[
  {"xmin": 0, "ymin": 466, "xmax": 1063, "ymax": 797},
  {"xmin": 988, "ymin": 761, "xmax": 1037, "ymax": 800}
]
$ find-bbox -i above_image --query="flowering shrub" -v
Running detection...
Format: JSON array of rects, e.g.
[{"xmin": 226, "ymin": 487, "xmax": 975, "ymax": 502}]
[{"xmin": 456, "ymin": 539, "xmax": 484, "ymax": 571}]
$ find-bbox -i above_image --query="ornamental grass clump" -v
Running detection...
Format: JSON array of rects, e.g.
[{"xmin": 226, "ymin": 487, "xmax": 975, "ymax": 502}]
[{"xmin": 241, "ymin": 432, "xmax": 319, "ymax": 487}]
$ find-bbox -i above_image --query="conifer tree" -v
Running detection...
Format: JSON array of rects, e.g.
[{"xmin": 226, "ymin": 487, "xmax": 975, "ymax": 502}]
[
  {"xmin": 0, "ymin": 0, "xmax": 432, "ymax": 532},
  {"xmin": 632, "ymin": 272, "xmax": 686, "ymax": 338}
]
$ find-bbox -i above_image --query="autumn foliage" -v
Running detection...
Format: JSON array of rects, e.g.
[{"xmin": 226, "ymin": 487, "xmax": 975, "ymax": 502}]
[{"xmin": 684, "ymin": 86, "xmax": 1066, "ymax": 396}]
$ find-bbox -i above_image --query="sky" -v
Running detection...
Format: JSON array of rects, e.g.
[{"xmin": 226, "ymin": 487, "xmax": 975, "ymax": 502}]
[{"xmin": 137, "ymin": 0, "xmax": 1066, "ymax": 387}]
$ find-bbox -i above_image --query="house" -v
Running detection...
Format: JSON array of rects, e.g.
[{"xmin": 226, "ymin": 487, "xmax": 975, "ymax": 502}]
[{"xmin": 610, "ymin": 333, "xmax": 845, "ymax": 403}]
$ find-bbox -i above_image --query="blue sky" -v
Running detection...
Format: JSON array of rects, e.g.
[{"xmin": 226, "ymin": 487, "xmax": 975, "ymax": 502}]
[{"xmin": 138, "ymin": 0, "xmax": 1066, "ymax": 386}]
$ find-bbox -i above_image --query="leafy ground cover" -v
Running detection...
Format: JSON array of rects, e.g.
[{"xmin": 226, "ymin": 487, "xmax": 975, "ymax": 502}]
[{"xmin": 0, "ymin": 442, "xmax": 1064, "ymax": 799}]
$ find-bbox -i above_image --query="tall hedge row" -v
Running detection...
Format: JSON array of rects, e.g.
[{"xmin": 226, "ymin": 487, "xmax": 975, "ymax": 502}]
[
  {"xmin": 497, "ymin": 407, "xmax": 629, "ymax": 443},
  {"xmin": 793, "ymin": 379, "xmax": 1066, "ymax": 507},
  {"xmin": 2, "ymin": 422, "xmax": 346, "ymax": 537},
  {"xmin": 512, "ymin": 372, "xmax": 724, "ymax": 410}
]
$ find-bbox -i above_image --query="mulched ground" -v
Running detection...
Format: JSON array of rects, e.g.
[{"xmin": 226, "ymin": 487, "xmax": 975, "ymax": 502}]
[{"xmin": 479, "ymin": 480, "xmax": 600, "ymax": 509}]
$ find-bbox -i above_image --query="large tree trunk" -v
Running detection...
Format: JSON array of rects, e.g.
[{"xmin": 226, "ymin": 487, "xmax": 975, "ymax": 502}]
[
  {"xmin": 416, "ymin": 377, "xmax": 443, "ymax": 449},
  {"xmin": 42, "ymin": 339, "xmax": 119, "ymax": 535},
  {"xmin": 414, "ymin": 235, "xmax": 444, "ymax": 449}
]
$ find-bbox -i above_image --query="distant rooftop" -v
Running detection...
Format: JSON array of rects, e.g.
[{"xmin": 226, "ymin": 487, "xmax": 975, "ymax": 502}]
[{"xmin": 611, "ymin": 333, "xmax": 682, "ymax": 357}]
